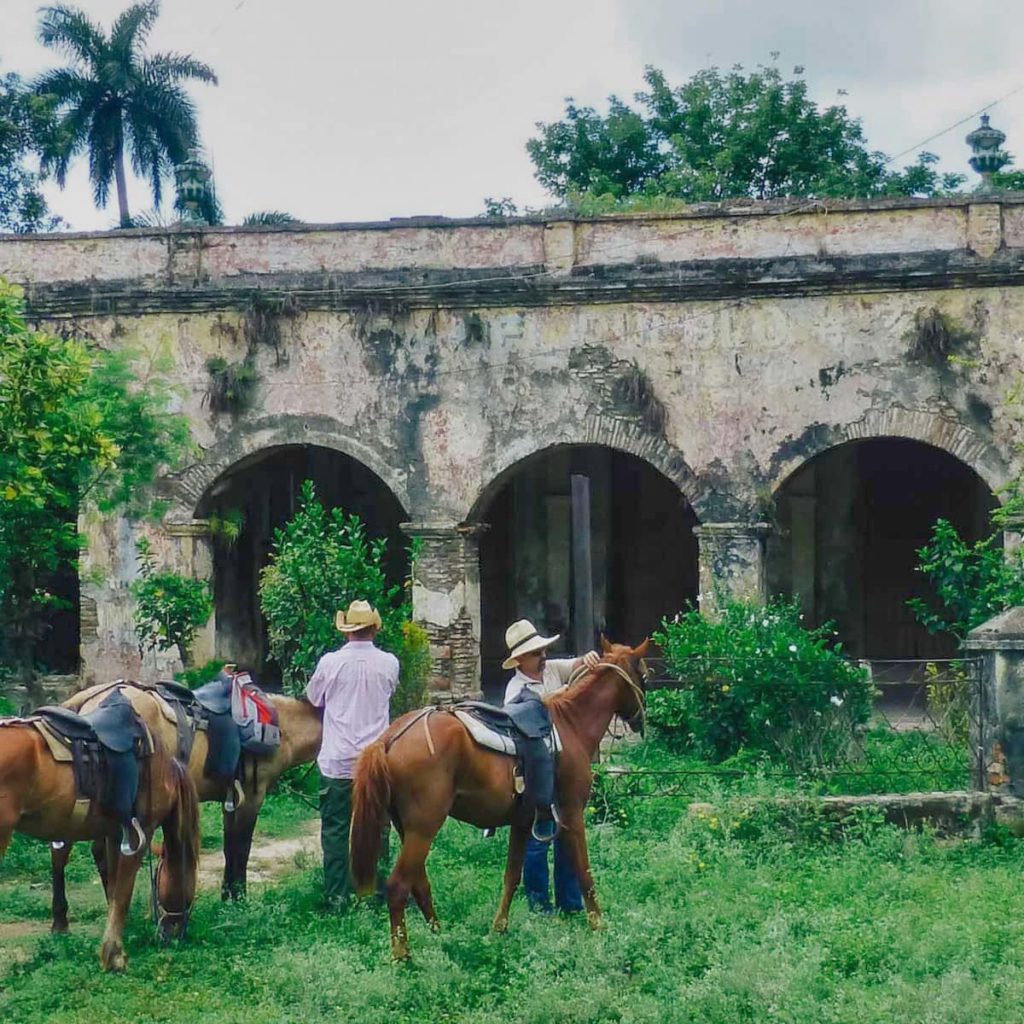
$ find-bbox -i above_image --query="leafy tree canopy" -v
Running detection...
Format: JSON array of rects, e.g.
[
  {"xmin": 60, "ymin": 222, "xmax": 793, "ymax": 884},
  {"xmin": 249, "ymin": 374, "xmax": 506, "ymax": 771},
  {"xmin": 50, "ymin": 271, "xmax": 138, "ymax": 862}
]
[
  {"xmin": 0, "ymin": 68, "xmax": 61, "ymax": 233},
  {"xmin": 0, "ymin": 279, "xmax": 192, "ymax": 696},
  {"xmin": 527, "ymin": 62, "xmax": 966, "ymax": 207}
]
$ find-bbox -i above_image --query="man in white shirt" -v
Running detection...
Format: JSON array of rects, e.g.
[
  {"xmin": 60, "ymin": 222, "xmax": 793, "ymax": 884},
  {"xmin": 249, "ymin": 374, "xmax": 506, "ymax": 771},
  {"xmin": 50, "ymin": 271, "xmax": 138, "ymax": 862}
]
[
  {"xmin": 306, "ymin": 599, "xmax": 399, "ymax": 910},
  {"xmin": 501, "ymin": 618, "xmax": 599, "ymax": 913}
]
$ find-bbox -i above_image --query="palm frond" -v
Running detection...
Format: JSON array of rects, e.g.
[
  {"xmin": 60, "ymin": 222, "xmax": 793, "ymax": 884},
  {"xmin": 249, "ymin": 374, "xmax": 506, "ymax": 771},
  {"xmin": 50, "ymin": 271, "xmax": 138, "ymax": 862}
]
[
  {"xmin": 146, "ymin": 52, "xmax": 218, "ymax": 86},
  {"xmin": 87, "ymin": 113, "xmax": 120, "ymax": 207},
  {"xmin": 36, "ymin": 5, "xmax": 106, "ymax": 67},
  {"xmin": 242, "ymin": 211, "xmax": 302, "ymax": 226},
  {"xmin": 32, "ymin": 67, "xmax": 93, "ymax": 108},
  {"xmin": 110, "ymin": 1, "xmax": 160, "ymax": 59}
]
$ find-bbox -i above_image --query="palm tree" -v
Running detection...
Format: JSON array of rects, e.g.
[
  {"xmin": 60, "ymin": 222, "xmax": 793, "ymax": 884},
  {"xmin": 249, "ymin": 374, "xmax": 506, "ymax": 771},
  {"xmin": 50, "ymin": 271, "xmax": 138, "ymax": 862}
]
[{"xmin": 34, "ymin": 2, "xmax": 217, "ymax": 227}]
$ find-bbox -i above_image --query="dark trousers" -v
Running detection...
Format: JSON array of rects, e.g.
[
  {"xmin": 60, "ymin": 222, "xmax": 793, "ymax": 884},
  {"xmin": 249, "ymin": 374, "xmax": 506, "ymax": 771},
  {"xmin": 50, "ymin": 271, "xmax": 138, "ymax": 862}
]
[
  {"xmin": 523, "ymin": 834, "xmax": 583, "ymax": 912},
  {"xmin": 319, "ymin": 775, "xmax": 390, "ymax": 909}
]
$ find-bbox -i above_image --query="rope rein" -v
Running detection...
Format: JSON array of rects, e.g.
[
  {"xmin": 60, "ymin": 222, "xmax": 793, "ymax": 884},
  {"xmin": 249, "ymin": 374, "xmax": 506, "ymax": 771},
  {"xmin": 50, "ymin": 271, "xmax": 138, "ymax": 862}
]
[{"xmin": 565, "ymin": 659, "xmax": 647, "ymax": 756}]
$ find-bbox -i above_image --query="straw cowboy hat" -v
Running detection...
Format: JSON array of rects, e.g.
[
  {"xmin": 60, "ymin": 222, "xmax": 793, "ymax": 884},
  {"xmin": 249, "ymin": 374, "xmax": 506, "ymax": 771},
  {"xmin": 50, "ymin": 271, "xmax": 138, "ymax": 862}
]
[
  {"xmin": 335, "ymin": 599, "xmax": 383, "ymax": 633},
  {"xmin": 502, "ymin": 618, "xmax": 560, "ymax": 670}
]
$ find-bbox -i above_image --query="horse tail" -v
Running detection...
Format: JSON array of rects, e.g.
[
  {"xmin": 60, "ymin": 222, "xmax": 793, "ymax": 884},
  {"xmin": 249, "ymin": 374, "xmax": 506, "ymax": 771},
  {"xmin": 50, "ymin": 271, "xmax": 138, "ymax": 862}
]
[{"xmin": 350, "ymin": 740, "xmax": 391, "ymax": 896}]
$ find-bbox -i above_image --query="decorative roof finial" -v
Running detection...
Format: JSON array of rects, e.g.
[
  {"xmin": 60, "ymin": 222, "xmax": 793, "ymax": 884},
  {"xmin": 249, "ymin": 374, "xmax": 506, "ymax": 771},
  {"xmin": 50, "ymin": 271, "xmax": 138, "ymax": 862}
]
[
  {"xmin": 174, "ymin": 149, "xmax": 213, "ymax": 225},
  {"xmin": 966, "ymin": 114, "xmax": 1009, "ymax": 192}
]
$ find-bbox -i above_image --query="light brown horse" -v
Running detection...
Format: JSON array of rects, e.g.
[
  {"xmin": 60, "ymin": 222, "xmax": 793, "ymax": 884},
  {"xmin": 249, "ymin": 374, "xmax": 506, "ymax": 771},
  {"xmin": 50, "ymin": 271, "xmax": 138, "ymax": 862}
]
[
  {"xmin": 50, "ymin": 682, "xmax": 322, "ymax": 931},
  {"xmin": 351, "ymin": 637, "xmax": 648, "ymax": 960},
  {"xmin": 0, "ymin": 703, "xmax": 200, "ymax": 971}
]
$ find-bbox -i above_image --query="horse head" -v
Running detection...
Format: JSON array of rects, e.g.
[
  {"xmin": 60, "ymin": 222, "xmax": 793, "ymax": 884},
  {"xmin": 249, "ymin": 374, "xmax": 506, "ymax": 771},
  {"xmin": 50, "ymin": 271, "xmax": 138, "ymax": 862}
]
[{"xmin": 599, "ymin": 635, "xmax": 650, "ymax": 735}]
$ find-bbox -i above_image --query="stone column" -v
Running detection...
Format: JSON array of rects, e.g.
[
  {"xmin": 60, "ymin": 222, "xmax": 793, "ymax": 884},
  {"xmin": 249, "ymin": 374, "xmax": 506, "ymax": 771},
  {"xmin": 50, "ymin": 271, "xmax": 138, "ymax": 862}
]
[
  {"xmin": 693, "ymin": 522, "xmax": 771, "ymax": 616},
  {"xmin": 965, "ymin": 607, "xmax": 1024, "ymax": 794},
  {"xmin": 403, "ymin": 521, "xmax": 487, "ymax": 701}
]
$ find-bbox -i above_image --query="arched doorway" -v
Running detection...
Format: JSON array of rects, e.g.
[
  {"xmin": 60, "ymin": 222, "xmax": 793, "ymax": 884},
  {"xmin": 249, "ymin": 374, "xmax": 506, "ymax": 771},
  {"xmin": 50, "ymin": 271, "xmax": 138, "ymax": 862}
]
[
  {"xmin": 767, "ymin": 437, "xmax": 997, "ymax": 661},
  {"xmin": 477, "ymin": 445, "xmax": 699, "ymax": 700},
  {"xmin": 196, "ymin": 444, "xmax": 407, "ymax": 685}
]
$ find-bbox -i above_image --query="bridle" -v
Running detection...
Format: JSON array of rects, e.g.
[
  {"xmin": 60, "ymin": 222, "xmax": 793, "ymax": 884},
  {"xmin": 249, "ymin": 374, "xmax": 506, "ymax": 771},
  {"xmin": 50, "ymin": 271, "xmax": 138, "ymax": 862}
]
[{"xmin": 568, "ymin": 655, "xmax": 649, "ymax": 734}]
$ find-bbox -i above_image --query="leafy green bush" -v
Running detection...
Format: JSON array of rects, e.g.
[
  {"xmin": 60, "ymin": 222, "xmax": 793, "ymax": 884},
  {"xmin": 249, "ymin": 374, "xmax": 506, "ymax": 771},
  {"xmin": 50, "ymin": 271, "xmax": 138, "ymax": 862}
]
[
  {"xmin": 173, "ymin": 658, "xmax": 225, "ymax": 689},
  {"xmin": 908, "ymin": 514, "xmax": 1024, "ymax": 643},
  {"xmin": 651, "ymin": 599, "xmax": 873, "ymax": 771},
  {"xmin": 394, "ymin": 620, "xmax": 432, "ymax": 716},
  {"xmin": 258, "ymin": 480, "xmax": 427, "ymax": 706},
  {"xmin": 131, "ymin": 538, "xmax": 213, "ymax": 668}
]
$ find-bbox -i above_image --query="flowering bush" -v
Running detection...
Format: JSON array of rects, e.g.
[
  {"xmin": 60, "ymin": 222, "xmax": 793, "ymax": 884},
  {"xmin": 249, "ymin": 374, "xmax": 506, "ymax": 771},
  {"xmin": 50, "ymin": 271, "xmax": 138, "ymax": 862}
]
[{"xmin": 650, "ymin": 599, "xmax": 874, "ymax": 771}]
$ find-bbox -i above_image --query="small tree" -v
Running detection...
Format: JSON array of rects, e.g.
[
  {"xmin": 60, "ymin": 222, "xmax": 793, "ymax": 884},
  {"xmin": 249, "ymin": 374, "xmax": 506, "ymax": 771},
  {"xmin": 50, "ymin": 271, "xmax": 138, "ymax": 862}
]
[
  {"xmin": 258, "ymin": 481, "xmax": 429, "ymax": 712},
  {"xmin": 0, "ymin": 279, "xmax": 191, "ymax": 701},
  {"xmin": 131, "ymin": 538, "xmax": 212, "ymax": 668}
]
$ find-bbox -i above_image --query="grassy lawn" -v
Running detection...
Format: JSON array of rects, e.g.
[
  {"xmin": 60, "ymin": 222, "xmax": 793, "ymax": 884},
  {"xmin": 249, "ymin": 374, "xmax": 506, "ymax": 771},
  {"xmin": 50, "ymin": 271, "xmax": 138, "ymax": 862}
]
[{"xmin": 3, "ymin": 746, "xmax": 1024, "ymax": 1023}]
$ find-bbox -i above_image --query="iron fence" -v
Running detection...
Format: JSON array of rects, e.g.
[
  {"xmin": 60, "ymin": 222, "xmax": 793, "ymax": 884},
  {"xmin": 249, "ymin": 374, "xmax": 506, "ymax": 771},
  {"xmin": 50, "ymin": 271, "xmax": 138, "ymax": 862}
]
[{"xmin": 593, "ymin": 656, "xmax": 985, "ymax": 804}]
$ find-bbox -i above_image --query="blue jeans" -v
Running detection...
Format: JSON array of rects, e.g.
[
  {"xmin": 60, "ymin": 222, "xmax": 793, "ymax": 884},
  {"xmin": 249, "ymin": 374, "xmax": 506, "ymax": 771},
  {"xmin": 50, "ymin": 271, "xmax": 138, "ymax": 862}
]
[{"xmin": 523, "ymin": 835, "xmax": 583, "ymax": 912}]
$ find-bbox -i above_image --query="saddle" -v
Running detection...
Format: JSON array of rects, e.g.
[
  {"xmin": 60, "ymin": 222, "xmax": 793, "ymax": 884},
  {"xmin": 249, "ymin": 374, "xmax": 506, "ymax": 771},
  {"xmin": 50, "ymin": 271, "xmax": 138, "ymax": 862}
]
[
  {"xmin": 34, "ymin": 688, "xmax": 152, "ymax": 853},
  {"xmin": 449, "ymin": 698, "xmax": 562, "ymax": 840}
]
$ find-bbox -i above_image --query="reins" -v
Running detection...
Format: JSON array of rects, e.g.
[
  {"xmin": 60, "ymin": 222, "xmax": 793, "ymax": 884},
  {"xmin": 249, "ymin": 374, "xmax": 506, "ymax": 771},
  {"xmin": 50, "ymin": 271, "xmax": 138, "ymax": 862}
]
[{"xmin": 565, "ymin": 659, "xmax": 647, "ymax": 740}]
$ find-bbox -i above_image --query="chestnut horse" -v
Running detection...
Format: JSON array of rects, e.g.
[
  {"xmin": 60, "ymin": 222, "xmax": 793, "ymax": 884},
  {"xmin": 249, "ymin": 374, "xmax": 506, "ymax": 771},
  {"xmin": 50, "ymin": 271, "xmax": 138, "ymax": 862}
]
[
  {"xmin": 50, "ymin": 682, "xmax": 322, "ymax": 932},
  {"xmin": 351, "ymin": 637, "xmax": 648, "ymax": 960},
  {"xmin": 0, "ymin": 703, "xmax": 199, "ymax": 971}
]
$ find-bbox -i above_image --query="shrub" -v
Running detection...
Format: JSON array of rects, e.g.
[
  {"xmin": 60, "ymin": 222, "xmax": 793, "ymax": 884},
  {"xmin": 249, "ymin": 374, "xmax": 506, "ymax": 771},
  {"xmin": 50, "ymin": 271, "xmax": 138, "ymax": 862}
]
[
  {"xmin": 651, "ymin": 599, "xmax": 873, "ymax": 771},
  {"xmin": 394, "ymin": 620, "xmax": 432, "ymax": 716},
  {"xmin": 132, "ymin": 538, "xmax": 213, "ymax": 669},
  {"xmin": 258, "ymin": 480, "xmax": 423, "ymax": 707}
]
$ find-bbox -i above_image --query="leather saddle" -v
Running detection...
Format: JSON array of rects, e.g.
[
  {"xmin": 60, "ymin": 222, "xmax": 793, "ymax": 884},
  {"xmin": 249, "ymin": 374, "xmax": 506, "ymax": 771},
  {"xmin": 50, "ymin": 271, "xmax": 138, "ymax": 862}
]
[
  {"xmin": 156, "ymin": 675, "xmax": 240, "ymax": 787},
  {"xmin": 35, "ymin": 688, "xmax": 150, "ymax": 850}
]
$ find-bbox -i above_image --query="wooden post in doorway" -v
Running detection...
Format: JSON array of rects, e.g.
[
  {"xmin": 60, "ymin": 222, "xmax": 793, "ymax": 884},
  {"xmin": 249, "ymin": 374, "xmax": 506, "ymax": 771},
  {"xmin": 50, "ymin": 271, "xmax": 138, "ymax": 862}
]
[{"xmin": 571, "ymin": 474, "xmax": 594, "ymax": 656}]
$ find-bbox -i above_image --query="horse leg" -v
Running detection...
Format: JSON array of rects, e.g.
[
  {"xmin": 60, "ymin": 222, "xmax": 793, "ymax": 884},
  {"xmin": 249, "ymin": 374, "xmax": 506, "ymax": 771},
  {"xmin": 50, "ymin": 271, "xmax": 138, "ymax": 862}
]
[
  {"xmin": 98, "ymin": 836, "xmax": 145, "ymax": 972},
  {"xmin": 91, "ymin": 838, "xmax": 110, "ymax": 895},
  {"xmin": 409, "ymin": 857, "xmax": 440, "ymax": 933},
  {"xmin": 492, "ymin": 823, "xmax": 530, "ymax": 933},
  {"xmin": 222, "ymin": 801, "xmax": 260, "ymax": 901},
  {"xmin": 558, "ymin": 809, "xmax": 601, "ymax": 929},
  {"xmin": 51, "ymin": 842, "xmax": 73, "ymax": 933},
  {"xmin": 386, "ymin": 832, "xmax": 435, "ymax": 961}
]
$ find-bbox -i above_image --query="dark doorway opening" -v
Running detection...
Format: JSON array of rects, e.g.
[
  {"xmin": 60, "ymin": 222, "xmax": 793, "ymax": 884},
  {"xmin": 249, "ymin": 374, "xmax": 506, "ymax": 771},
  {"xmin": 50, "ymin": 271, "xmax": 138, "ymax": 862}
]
[
  {"xmin": 477, "ymin": 446, "xmax": 698, "ymax": 701},
  {"xmin": 197, "ymin": 445, "xmax": 407, "ymax": 686},
  {"xmin": 767, "ymin": 438, "xmax": 997, "ymax": 661}
]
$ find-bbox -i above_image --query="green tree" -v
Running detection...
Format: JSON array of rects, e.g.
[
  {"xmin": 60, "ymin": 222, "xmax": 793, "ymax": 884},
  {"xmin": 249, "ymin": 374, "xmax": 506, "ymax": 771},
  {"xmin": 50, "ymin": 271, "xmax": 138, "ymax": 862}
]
[
  {"xmin": 259, "ymin": 481, "xmax": 430, "ymax": 713},
  {"xmin": 528, "ymin": 62, "xmax": 965, "ymax": 206},
  {"xmin": 0, "ymin": 279, "xmax": 191, "ymax": 701},
  {"xmin": 131, "ymin": 538, "xmax": 212, "ymax": 668},
  {"xmin": 34, "ymin": 1, "xmax": 217, "ymax": 227},
  {"xmin": 0, "ymin": 68, "xmax": 61, "ymax": 233},
  {"xmin": 908, "ymin": 502, "xmax": 1024, "ymax": 644}
]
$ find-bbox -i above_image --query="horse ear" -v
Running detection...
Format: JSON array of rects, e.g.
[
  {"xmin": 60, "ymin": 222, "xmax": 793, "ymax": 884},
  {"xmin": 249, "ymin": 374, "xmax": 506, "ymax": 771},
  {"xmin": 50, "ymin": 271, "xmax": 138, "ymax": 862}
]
[
  {"xmin": 600, "ymin": 634, "xmax": 613, "ymax": 654},
  {"xmin": 633, "ymin": 637, "xmax": 650, "ymax": 657}
]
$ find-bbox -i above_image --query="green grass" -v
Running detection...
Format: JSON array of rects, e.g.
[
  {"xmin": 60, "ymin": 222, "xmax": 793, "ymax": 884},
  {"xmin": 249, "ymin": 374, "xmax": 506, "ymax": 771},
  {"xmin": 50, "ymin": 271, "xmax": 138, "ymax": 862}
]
[{"xmin": 3, "ymin": 775, "xmax": 1024, "ymax": 1023}]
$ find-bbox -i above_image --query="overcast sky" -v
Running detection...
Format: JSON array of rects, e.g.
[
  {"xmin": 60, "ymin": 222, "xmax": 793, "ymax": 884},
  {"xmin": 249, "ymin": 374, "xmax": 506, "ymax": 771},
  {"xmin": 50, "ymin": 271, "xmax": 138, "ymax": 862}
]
[{"xmin": 3, "ymin": 0, "xmax": 1024, "ymax": 230}]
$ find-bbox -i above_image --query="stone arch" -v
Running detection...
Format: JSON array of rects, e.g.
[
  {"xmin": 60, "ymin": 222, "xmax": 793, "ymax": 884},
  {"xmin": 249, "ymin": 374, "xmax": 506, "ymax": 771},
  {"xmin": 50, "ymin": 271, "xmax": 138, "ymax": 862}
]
[
  {"xmin": 767, "ymin": 407, "xmax": 1011, "ymax": 499},
  {"xmin": 464, "ymin": 411, "xmax": 708, "ymax": 523},
  {"xmin": 162, "ymin": 414, "xmax": 411, "ymax": 522}
]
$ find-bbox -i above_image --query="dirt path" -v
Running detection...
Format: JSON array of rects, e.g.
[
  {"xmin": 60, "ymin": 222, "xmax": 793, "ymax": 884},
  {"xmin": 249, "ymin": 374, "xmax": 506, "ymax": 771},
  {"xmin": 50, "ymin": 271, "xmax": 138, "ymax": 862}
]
[{"xmin": 196, "ymin": 820, "xmax": 321, "ymax": 889}]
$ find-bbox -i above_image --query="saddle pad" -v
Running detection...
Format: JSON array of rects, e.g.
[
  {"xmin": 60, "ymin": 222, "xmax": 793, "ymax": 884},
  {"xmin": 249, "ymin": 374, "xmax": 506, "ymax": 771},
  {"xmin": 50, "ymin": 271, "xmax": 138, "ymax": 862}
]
[
  {"xmin": 452, "ymin": 710, "xmax": 562, "ymax": 756},
  {"xmin": 32, "ymin": 718, "xmax": 75, "ymax": 762}
]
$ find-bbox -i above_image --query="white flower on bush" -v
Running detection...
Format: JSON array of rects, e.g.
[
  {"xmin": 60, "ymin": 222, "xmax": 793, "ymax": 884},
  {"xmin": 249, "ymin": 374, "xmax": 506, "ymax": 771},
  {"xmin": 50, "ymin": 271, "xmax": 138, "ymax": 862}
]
[
  {"xmin": 762, "ymin": 619, "xmax": 769, "ymax": 627},
  {"xmin": 830, "ymin": 694, "xmax": 844, "ymax": 707},
  {"xmin": 788, "ymin": 644, "xmax": 797, "ymax": 653}
]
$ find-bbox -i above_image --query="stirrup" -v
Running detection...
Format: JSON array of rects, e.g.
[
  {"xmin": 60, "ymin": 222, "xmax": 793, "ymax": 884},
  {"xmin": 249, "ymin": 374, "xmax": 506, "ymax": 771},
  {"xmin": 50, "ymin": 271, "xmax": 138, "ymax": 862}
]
[
  {"xmin": 531, "ymin": 809, "xmax": 558, "ymax": 844},
  {"xmin": 119, "ymin": 818, "xmax": 146, "ymax": 857},
  {"xmin": 223, "ymin": 779, "xmax": 246, "ymax": 813}
]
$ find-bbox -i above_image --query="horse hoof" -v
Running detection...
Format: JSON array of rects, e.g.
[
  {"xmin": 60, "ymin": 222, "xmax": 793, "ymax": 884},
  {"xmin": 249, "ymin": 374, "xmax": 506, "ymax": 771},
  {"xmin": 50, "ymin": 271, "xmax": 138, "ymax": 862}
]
[
  {"xmin": 100, "ymin": 943, "xmax": 127, "ymax": 973},
  {"xmin": 587, "ymin": 911, "xmax": 603, "ymax": 931},
  {"xmin": 51, "ymin": 921, "xmax": 69, "ymax": 935},
  {"xmin": 429, "ymin": 918, "xmax": 441, "ymax": 934},
  {"xmin": 492, "ymin": 917, "xmax": 508, "ymax": 934}
]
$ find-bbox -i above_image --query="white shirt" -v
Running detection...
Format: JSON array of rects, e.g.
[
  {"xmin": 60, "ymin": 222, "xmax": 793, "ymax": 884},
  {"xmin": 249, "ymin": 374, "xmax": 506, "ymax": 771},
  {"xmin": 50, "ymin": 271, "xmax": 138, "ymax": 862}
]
[
  {"xmin": 503, "ymin": 657, "xmax": 577, "ymax": 705},
  {"xmin": 305, "ymin": 640, "xmax": 399, "ymax": 779}
]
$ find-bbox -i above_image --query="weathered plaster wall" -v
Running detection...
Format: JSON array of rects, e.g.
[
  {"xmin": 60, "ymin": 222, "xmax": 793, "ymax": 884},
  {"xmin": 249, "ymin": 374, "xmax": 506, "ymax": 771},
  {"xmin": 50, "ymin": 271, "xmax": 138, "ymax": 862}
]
[{"xmin": 3, "ymin": 195, "xmax": 1024, "ymax": 691}]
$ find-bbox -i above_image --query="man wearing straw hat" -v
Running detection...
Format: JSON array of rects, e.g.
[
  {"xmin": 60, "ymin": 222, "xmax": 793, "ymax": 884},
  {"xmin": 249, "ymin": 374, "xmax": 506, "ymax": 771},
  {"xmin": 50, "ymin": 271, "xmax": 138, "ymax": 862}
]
[
  {"xmin": 306, "ymin": 599, "xmax": 399, "ymax": 910},
  {"xmin": 502, "ymin": 618, "xmax": 599, "ymax": 914}
]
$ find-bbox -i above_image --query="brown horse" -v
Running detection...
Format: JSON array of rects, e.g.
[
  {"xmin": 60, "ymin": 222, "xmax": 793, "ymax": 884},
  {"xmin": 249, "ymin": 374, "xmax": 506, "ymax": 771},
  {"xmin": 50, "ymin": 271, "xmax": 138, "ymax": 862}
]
[
  {"xmin": 350, "ymin": 637, "xmax": 648, "ymax": 960},
  {"xmin": 50, "ymin": 682, "xmax": 322, "ymax": 931},
  {"xmin": 0, "ymin": 703, "xmax": 200, "ymax": 971}
]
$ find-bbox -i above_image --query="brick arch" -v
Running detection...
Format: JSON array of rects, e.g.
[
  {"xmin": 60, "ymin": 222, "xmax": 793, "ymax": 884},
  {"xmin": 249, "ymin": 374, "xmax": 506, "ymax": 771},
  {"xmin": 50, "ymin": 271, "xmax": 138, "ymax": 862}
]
[
  {"xmin": 464, "ymin": 411, "xmax": 710, "ymax": 521},
  {"xmin": 161, "ymin": 414, "xmax": 411, "ymax": 521},
  {"xmin": 768, "ymin": 407, "xmax": 1011, "ymax": 496}
]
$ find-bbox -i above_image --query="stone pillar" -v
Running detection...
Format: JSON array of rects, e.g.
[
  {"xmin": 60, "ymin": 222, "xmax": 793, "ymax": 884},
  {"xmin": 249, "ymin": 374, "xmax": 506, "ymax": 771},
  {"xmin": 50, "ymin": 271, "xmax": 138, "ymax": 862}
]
[
  {"xmin": 693, "ymin": 522, "xmax": 771, "ymax": 616},
  {"xmin": 403, "ymin": 521, "xmax": 487, "ymax": 701},
  {"xmin": 965, "ymin": 607, "xmax": 1024, "ymax": 794}
]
